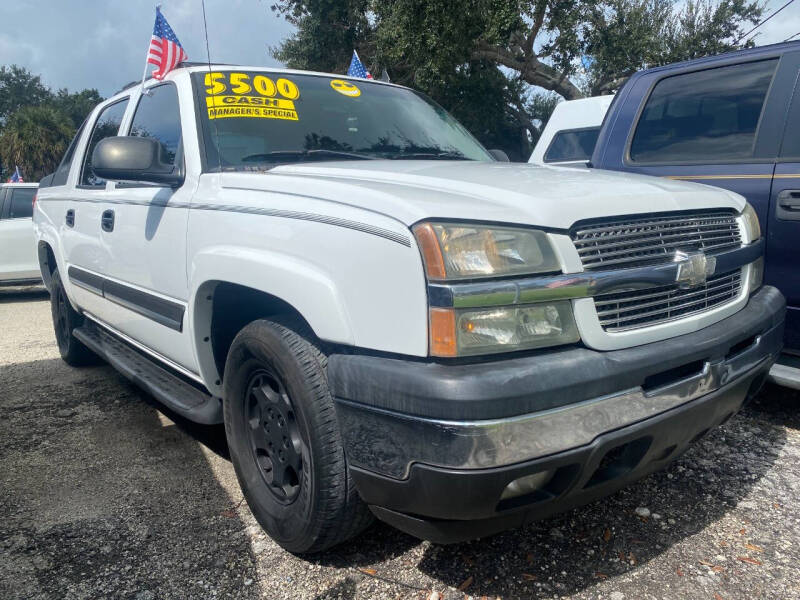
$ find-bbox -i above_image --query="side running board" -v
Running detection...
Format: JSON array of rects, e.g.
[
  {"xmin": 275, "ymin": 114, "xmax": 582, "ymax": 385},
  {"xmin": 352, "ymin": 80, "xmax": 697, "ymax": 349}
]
[
  {"xmin": 769, "ymin": 353, "xmax": 800, "ymax": 390},
  {"xmin": 73, "ymin": 321, "xmax": 223, "ymax": 424}
]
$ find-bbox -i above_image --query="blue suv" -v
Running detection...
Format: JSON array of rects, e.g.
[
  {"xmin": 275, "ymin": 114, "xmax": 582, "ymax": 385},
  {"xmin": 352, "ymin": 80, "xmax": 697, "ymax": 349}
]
[{"xmin": 592, "ymin": 41, "xmax": 800, "ymax": 388}]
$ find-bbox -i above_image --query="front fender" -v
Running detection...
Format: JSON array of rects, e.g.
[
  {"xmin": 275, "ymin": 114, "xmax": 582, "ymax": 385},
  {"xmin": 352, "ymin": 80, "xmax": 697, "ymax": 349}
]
[{"xmin": 188, "ymin": 246, "xmax": 355, "ymax": 390}]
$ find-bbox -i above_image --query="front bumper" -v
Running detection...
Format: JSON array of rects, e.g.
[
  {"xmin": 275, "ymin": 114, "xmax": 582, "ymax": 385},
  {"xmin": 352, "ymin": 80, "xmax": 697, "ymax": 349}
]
[{"xmin": 329, "ymin": 286, "xmax": 785, "ymax": 543}]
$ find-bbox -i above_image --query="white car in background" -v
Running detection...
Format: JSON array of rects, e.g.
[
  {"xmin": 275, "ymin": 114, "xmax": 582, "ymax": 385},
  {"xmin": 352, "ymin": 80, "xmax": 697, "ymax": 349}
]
[
  {"xmin": 529, "ymin": 95, "xmax": 614, "ymax": 166},
  {"xmin": 0, "ymin": 182, "xmax": 40, "ymax": 285}
]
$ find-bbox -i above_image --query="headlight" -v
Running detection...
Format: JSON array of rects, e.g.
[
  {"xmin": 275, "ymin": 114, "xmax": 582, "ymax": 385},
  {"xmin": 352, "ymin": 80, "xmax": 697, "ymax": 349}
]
[
  {"xmin": 413, "ymin": 222, "xmax": 560, "ymax": 280},
  {"xmin": 430, "ymin": 301, "xmax": 579, "ymax": 357},
  {"xmin": 741, "ymin": 203, "xmax": 761, "ymax": 242}
]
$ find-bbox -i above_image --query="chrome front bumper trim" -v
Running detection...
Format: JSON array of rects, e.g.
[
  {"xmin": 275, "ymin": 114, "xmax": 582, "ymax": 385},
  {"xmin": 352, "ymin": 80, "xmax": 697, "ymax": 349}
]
[
  {"xmin": 336, "ymin": 323, "xmax": 778, "ymax": 479},
  {"xmin": 428, "ymin": 238, "xmax": 764, "ymax": 309}
]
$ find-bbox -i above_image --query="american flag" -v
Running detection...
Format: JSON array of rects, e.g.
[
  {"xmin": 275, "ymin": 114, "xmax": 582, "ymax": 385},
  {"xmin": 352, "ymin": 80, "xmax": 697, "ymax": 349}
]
[
  {"xmin": 7, "ymin": 166, "xmax": 23, "ymax": 183},
  {"xmin": 347, "ymin": 50, "xmax": 373, "ymax": 79},
  {"xmin": 146, "ymin": 7, "xmax": 188, "ymax": 80}
]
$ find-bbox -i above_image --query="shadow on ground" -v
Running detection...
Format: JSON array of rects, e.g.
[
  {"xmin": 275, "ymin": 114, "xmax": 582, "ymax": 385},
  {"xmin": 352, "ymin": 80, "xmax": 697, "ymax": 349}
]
[
  {"xmin": 0, "ymin": 357, "xmax": 258, "ymax": 600},
  {"xmin": 2, "ymin": 342, "xmax": 796, "ymax": 599},
  {"xmin": 0, "ymin": 286, "xmax": 48, "ymax": 304}
]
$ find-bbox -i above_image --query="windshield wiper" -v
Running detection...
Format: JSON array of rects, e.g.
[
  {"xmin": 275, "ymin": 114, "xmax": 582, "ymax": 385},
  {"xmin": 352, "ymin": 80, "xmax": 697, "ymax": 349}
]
[
  {"xmin": 388, "ymin": 152, "xmax": 471, "ymax": 160},
  {"xmin": 241, "ymin": 149, "xmax": 378, "ymax": 163}
]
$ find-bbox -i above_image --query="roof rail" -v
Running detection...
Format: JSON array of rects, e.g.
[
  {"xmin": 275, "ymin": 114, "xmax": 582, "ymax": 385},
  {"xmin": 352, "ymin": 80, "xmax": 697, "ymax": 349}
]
[
  {"xmin": 117, "ymin": 80, "xmax": 142, "ymax": 93},
  {"xmin": 113, "ymin": 62, "xmax": 237, "ymax": 94},
  {"xmin": 176, "ymin": 61, "xmax": 235, "ymax": 68}
]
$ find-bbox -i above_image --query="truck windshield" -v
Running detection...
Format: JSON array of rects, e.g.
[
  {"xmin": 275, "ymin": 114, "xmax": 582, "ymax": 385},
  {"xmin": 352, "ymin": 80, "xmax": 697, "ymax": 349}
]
[{"xmin": 192, "ymin": 71, "xmax": 493, "ymax": 169}]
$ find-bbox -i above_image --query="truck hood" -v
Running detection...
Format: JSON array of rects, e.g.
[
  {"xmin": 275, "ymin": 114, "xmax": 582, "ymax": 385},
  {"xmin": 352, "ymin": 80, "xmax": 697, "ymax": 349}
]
[{"xmin": 219, "ymin": 160, "xmax": 744, "ymax": 229}]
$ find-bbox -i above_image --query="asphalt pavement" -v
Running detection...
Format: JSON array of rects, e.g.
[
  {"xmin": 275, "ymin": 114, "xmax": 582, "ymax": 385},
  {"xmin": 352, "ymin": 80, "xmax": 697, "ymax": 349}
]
[{"xmin": 1, "ymin": 286, "xmax": 799, "ymax": 599}]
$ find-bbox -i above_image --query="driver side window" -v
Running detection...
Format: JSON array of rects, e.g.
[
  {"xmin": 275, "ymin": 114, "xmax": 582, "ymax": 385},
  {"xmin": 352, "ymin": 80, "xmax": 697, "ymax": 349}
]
[
  {"xmin": 128, "ymin": 84, "xmax": 182, "ymax": 166},
  {"xmin": 80, "ymin": 98, "xmax": 129, "ymax": 187}
]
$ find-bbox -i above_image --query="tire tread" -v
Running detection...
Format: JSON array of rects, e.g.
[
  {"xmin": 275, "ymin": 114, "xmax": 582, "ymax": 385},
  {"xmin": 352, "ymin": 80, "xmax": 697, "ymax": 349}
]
[
  {"xmin": 224, "ymin": 316, "xmax": 373, "ymax": 553},
  {"xmin": 50, "ymin": 269, "xmax": 100, "ymax": 367}
]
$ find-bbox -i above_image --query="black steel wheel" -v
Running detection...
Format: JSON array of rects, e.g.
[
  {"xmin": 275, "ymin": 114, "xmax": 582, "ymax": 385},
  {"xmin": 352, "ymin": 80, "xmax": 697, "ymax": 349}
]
[
  {"xmin": 223, "ymin": 317, "xmax": 373, "ymax": 554},
  {"xmin": 50, "ymin": 268, "xmax": 99, "ymax": 367},
  {"xmin": 245, "ymin": 368, "xmax": 305, "ymax": 503},
  {"xmin": 53, "ymin": 281, "xmax": 71, "ymax": 344}
]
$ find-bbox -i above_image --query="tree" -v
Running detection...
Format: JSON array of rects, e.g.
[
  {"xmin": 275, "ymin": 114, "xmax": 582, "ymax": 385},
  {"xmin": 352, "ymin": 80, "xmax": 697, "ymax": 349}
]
[
  {"xmin": 373, "ymin": 0, "xmax": 592, "ymax": 100},
  {"xmin": 0, "ymin": 65, "xmax": 51, "ymax": 125},
  {"xmin": 0, "ymin": 106, "xmax": 74, "ymax": 181},
  {"xmin": 49, "ymin": 88, "xmax": 104, "ymax": 129},
  {"xmin": 428, "ymin": 62, "xmax": 534, "ymax": 161},
  {"xmin": 272, "ymin": 0, "xmax": 763, "ymax": 159},
  {"xmin": 0, "ymin": 64, "xmax": 103, "ymax": 180},
  {"xmin": 271, "ymin": 0, "xmax": 547, "ymax": 158},
  {"xmin": 585, "ymin": 0, "xmax": 764, "ymax": 95},
  {"xmin": 271, "ymin": 0, "xmax": 373, "ymax": 73},
  {"xmin": 371, "ymin": 0, "xmax": 764, "ymax": 99}
]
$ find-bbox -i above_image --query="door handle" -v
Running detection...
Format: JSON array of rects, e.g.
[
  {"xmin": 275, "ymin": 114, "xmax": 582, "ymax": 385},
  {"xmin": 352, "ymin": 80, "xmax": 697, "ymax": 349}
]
[
  {"xmin": 101, "ymin": 209, "xmax": 115, "ymax": 232},
  {"xmin": 65, "ymin": 209, "xmax": 75, "ymax": 227},
  {"xmin": 777, "ymin": 189, "xmax": 800, "ymax": 210}
]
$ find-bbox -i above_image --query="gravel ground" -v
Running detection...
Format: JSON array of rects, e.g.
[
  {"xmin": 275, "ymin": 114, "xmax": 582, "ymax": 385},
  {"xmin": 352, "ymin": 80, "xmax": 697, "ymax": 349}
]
[{"xmin": 1, "ymin": 287, "xmax": 799, "ymax": 600}]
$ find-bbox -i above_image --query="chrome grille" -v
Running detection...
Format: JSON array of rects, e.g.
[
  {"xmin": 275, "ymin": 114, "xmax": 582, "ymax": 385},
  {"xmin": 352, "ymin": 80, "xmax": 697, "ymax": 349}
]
[
  {"xmin": 572, "ymin": 211, "xmax": 741, "ymax": 270},
  {"xmin": 594, "ymin": 269, "xmax": 742, "ymax": 332}
]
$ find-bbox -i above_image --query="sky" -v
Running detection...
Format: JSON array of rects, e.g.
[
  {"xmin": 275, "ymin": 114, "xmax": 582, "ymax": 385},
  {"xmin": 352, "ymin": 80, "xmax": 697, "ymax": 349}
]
[
  {"xmin": 750, "ymin": 0, "xmax": 800, "ymax": 45},
  {"xmin": 0, "ymin": 0, "xmax": 798, "ymax": 98},
  {"xmin": 0, "ymin": 0, "xmax": 295, "ymax": 97}
]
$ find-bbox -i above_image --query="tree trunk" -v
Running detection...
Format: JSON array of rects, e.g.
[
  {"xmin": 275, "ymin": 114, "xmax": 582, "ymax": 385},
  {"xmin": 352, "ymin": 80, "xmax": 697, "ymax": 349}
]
[{"xmin": 471, "ymin": 42, "xmax": 585, "ymax": 100}]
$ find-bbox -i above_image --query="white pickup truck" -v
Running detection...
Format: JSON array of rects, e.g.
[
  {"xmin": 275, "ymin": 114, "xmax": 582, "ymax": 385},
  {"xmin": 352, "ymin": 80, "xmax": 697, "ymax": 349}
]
[{"xmin": 34, "ymin": 64, "xmax": 784, "ymax": 553}]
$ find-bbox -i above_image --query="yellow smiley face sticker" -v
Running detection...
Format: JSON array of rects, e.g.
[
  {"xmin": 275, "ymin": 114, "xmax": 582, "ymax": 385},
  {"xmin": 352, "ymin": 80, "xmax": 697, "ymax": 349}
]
[{"xmin": 330, "ymin": 79, "xmax": 361, "ymax": 97}]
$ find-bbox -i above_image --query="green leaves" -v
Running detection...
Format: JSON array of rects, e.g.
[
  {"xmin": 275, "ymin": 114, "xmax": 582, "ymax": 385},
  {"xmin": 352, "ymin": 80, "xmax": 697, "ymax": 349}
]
[
  {"xmin": 585, "ymin": 0, "xmax": 763, "ymax": 95},
  {"xmin": 271, "ymin": 0, "xmax": 373, "ymax": 74},
  {"xmin": 270, "ymin": 0, "xmax": 764, "ymax": 161},
  {"xmin": 50, "ymin": 88, "xmax": 104, "ymax": 130},
  {"xmin": 0, "ymin": 64, "xmax": 103, "ymax": 180},
  {"xmin": 0, "ymin": 65, "xmax": 50, "ymax": 125},
  {"xmin": 0, "ymin": 105, "xmax": 74, "ymax": 181}
]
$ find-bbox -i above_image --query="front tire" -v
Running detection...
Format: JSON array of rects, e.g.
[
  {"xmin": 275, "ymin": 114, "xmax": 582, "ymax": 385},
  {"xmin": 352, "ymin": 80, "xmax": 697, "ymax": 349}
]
[
  {"xmin": 223, "ymin": 318, "xmax": 373, "ymax": 554},
  {"xmin": 50, "ymin": 268, "xmax": 99, "ymax": 367}
]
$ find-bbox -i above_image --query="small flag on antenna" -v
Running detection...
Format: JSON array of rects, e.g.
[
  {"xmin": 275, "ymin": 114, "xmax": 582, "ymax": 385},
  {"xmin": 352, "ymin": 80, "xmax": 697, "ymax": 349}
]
[
  {"xmin": 146, "ymin": 6, "xmax": 188, "ymax": 81},
  {"xmin": 347, "ymin": 50, "xmax": 373, "ymax": 79},
  {"xmin": 7, "ymin": 166, "xmax": 23, "ymax": 183}
]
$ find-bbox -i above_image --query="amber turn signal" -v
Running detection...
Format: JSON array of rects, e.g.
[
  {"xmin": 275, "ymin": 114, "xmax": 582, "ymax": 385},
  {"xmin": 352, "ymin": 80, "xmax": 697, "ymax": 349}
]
[
  {"xmin": 413, "ymin": 223, "xmax": 447, "ymax": 280},
  {"xmin": 429, "ymin": 308, "xmax": 457, "ymax": 357}
]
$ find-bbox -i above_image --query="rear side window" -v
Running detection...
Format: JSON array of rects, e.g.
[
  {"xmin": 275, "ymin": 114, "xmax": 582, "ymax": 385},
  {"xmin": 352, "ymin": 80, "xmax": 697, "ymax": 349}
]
[
  {"xmin": 544, "ymin": 127, "xmax": 600, "ymax": 163},
  {"xmin": 52, "ymin": 119, "xmax": 89, "ymax": 187},
  {"xmin": 7, "ymin": 188, "xmax": 36, "ymax": 219},
  {"xmin": 80, "ymin": 98, "xmax": 129, "ymax": 187},
  {"xmin": 128, "ymin": 84, "xmax": 182, "ymax": 165},
  {"xmin": 630, "ymin": 60, "xmax": 777, "ymax": 164}
]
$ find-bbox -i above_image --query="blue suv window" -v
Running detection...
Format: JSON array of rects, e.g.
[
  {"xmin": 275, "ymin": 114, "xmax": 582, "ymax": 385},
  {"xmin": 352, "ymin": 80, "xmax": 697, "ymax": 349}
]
[{"xmin": 630, "ymin": 59, "xmax": 777, "ymax": 164}]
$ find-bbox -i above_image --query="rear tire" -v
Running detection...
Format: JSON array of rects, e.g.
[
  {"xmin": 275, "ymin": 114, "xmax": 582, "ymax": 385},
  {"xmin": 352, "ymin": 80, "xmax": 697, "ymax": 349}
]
[
  {"xmin": 223, "ymin": 317, "xmax": 373, "ymax": 554},
  {"xmin": 50, "ymin": 268, "xmax": 99, "ymax": 367}
]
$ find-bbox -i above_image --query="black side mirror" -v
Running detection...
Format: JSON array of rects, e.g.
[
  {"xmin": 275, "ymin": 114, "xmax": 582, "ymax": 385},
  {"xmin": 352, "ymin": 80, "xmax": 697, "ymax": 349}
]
[
  {"xmin": 92, "ymin": 136, "xmax": 183, "ymax": 187},
  {"xmin": 488, "ymin": 148, "xmax": 510, "ymax": 162}
]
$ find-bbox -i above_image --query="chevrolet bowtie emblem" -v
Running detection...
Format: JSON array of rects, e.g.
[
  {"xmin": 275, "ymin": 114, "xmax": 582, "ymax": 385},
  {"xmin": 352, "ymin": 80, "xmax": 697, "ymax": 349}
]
[{"xmin": 674, "ymin": 250, "xmax": 716, "ymax": 289}]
